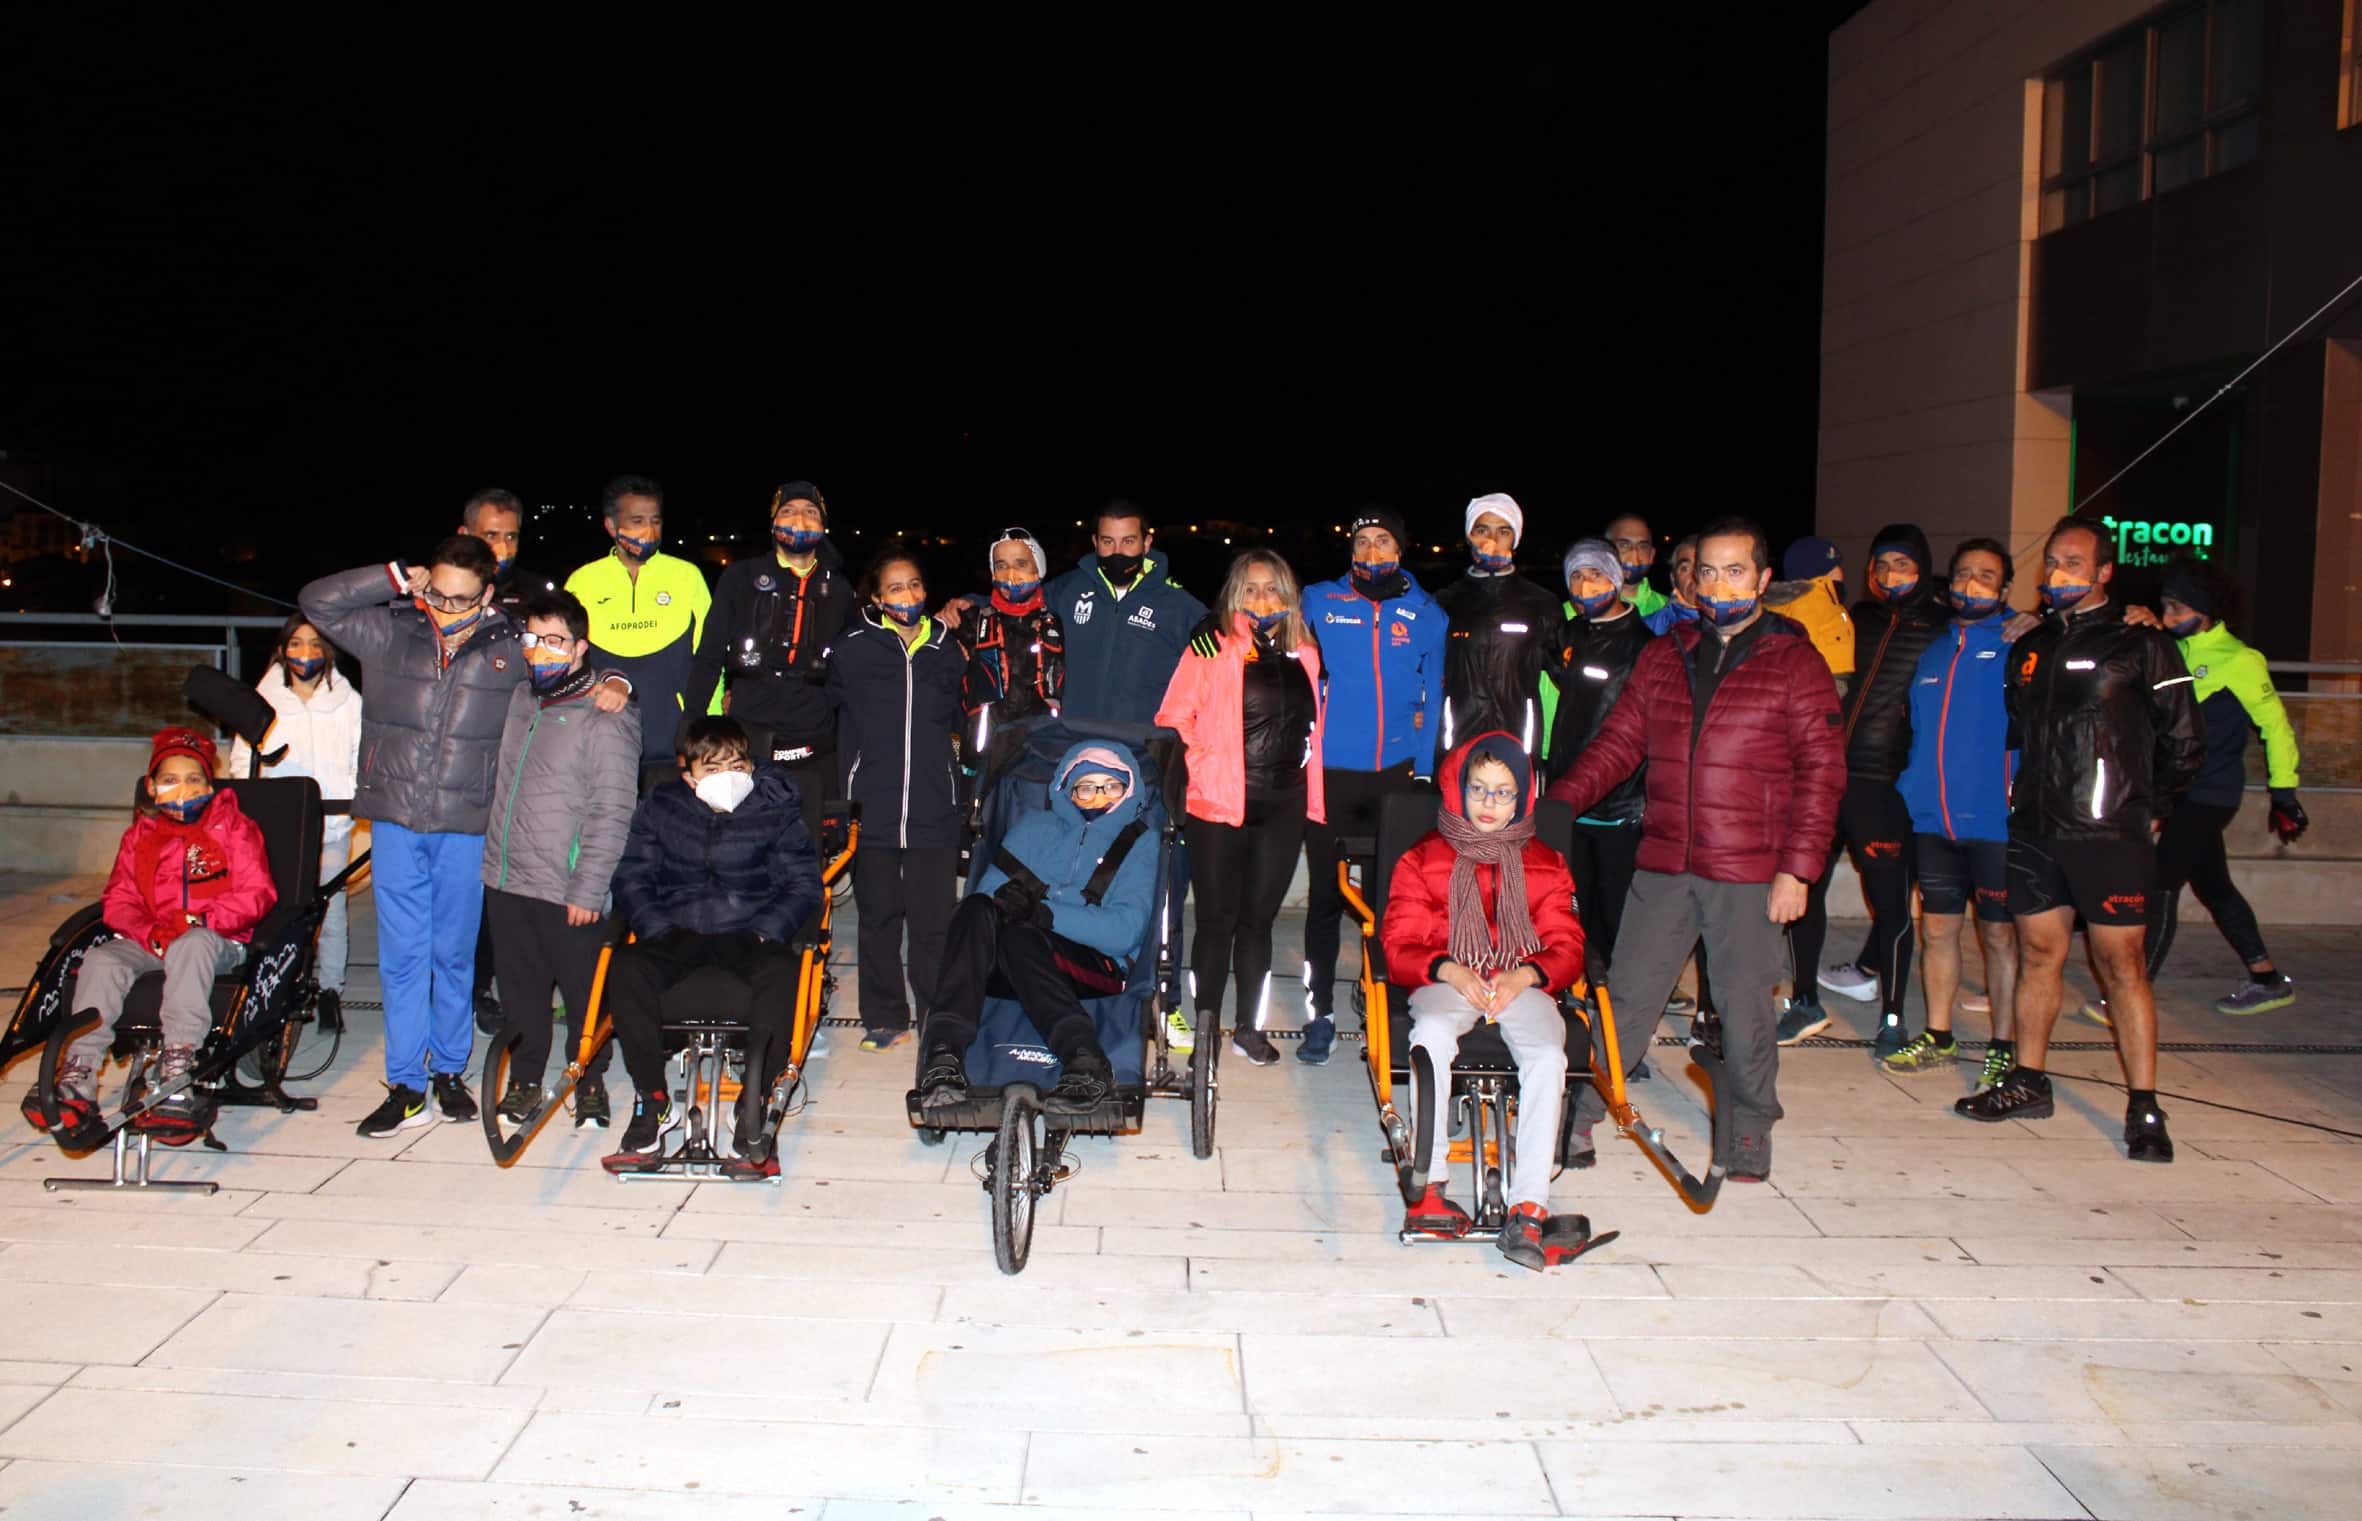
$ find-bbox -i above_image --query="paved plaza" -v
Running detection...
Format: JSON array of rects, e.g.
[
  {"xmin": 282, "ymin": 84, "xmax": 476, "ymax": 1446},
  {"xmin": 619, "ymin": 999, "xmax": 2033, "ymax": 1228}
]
[{"xmin": 0, "ymin": 872, "xmax": 2357, "ymax": 1519}]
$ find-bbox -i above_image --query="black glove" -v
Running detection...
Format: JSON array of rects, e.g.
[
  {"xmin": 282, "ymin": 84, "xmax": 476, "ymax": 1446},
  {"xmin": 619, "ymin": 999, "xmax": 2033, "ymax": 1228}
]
[
  {"xmin": 1025, "ymin": 894, "xmax": 1058, "ymax": 933},
  {"xmin": 2269, "ymin": 788, "xmax": 2309, "ymax": 844},
  {"xmin": 992, "ymin": 876, "xmax": 1042, "ymax": 919},
  {"xmin": 1187, "ymin": 612, "xmax": 1225, "ymax": 661}
]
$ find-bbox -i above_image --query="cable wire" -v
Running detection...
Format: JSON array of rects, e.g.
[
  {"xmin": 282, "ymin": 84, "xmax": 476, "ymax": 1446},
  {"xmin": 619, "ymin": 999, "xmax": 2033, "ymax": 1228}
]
[{"xmin": 0, "ymin": 477, "xmax": 298, "ymax": 609}]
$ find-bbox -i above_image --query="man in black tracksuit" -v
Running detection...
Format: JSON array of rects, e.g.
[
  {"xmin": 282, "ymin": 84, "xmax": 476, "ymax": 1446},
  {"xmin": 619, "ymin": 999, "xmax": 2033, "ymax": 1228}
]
[
  {"xmin": 1959, "ymin": 517, "xmax": 2202, "ymax": 1163},
  {"xmin": 1542, "ymin": 537, "xmax": 1656, "ymax": 985},
  {"xmin": 1785, "ymin": 521, "xmax": 1952, "ymax": 1055},
  {"xmin": 687, "ymin": 481, "xmax": 860, "ymax": 848},
  {"xmin": 1435, "ymin": 492, "xmax": 1564, "ymax": 754}
]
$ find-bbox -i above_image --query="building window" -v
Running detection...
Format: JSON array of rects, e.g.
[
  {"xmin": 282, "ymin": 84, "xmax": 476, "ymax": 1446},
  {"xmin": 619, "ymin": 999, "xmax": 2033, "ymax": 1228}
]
[{"xmin": 2041, "ymin": 0, "xmax": 2263, "ymax": 233}]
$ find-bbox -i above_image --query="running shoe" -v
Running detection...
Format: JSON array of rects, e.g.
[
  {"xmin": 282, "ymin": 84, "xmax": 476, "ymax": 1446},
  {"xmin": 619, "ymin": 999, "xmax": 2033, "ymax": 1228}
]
[
  {"xmin": 357, "ymin": 1084, "xmax": 433, "ymax": 1138},
  {"xmin": 1816, "ymin": 961, "xmax": 1877, "ymax": 1002},
  {"xmin": 918, "ymin": 1044, "xmax": 969, "ymax": 1110},
  {"xmin": 609, "ymin": 1090, "xmax": 677, "ymax": 1159},
  {"xmin": 1045, "ymin": 1050, "xmax": 1113, "ymax": 1115},
  {"xmin": 1663, "ymin": 992, "xmax": 1697, "ymax": 1017},
  {"xmin": 496, "ymin": 1080, "xmax": 543, "ymax": 1122},
  {"xmin": 1956, "ymin": 990, "xmax": 1991, "ymax": 1015},
  {"xmin": 2074, "ymin": 997, "xmax": 2113, "ymax": 1029},
  {"xmin": 573, "ymin": 1080, "xmax": 612, "ymax": 1129},
  {"xmin": 1955, "ymin": 1067, "xmax": 2053, "ymax": 1122},
  {"xmin": 1973, "ymin": 1044, "xmax": 2013, "ymax": 1092},
  {"xmin": 431, "ymin": 1072, "xmax": 477, "ymax": 1122},
  {"xmin": 1162, "ymin": 1008, "xmax": 1196, "ymax": 1053},
  {"xmin": 1729, "ymin": 1131, "xmax": 1771, "ymax": 1183},
  {"xmin": 1775, "ymin": 1000, "xmax": 1831, "ymax": 1046},
  {"xmin": 1297, "ymin": 1015, "xmax": 1337, "ymax": 1065},
  {"xmin": 1870, "ymin": 1013, "xmax": 1909, "ymax": 1060},
  {"xmin": 1881, "ymin": 1031, "xmax": 1958, "ymax": 1075},
  {"xmin": 1401, "ymin": 1184, "xmax": 1472, "ymax": 1240},
  {"xmin": 2216, "ymin": 978, "xmax": 2296, "ymax": 1016},
  {"xmin": 860, "ymin": 1028, "xmax": 912, "ymax": 1053},
  {"xmin": 1231, "ymin": 1026, "xmax": 1279, "ymax": 1066},
  {"xmin": 2124, "ymin": 1097, "xmax": 2175, "ymax": 1164}
]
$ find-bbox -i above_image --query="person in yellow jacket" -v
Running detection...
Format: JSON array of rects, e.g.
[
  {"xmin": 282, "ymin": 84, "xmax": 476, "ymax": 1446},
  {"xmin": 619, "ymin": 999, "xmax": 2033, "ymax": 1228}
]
[
  {"xmin": 1763, "ymin": 535, "xmax": 1855, "ymax": 693},
  {"xmin": 566, "ymin": 475, "xmax": 715, "ymax": 791}
]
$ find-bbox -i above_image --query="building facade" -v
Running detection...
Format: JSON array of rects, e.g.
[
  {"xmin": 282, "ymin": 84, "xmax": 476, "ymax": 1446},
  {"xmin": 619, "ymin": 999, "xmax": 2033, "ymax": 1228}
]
[{"xmin": 1820, "ymin": 0, "xmax": 2362, "ymax": 661}]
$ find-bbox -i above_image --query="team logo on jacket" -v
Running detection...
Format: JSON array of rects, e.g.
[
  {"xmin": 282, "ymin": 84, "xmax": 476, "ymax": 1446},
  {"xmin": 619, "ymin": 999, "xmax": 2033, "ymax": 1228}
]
[
  {"xmin": 656, "ymin": 591, "xmax": 672, "ymax": 606},
  {"xmin": 1390, "ymin": 621, "xmax": 1411, "ymax": 646},
  {"xmin": 493, "ymin": 656, "xmax": 509, "ymax": 671},
  {"xmin": 1326, "ymin": 612, "xmax": 1363, "ymax": 625},
  {"xmin": 1127, "ymin": 606, "xmax": 1156, "ymax": 630},
  {"xmin": 1072, "ymin": 596, "xmax": 1094, "ymax": 625}
]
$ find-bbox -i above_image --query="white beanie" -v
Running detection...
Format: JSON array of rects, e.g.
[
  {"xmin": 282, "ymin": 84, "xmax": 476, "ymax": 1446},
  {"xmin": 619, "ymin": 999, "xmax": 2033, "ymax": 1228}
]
[
  {"xmin": 990, "ymin": 527, "xmax": 1047, "ymax": 581},
  {"xmin": 1465, "ymin": 493, "xmax": 1524, "ymax": 548}
]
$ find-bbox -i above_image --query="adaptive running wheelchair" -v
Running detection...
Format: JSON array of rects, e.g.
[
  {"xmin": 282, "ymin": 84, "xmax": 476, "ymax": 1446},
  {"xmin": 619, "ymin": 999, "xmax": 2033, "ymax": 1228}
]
[
  {"xmin": 481, "ymin": 803, "xmax": 859, "ymax": 1180},
  {"xmin": 7, "ymin": 670, "xmax": 360, "ymax": 1191},
  {"xmin": 1337, "ymin": 787, "xmax": 1731, "ymax": 1253},
  {"xmin": 903, "ymin": 717, "xmax": 1206, "ymax": 1275}
]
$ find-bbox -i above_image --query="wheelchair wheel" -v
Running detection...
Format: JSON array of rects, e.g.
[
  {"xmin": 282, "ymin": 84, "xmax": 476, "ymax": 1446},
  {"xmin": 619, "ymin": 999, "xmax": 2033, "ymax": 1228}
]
[
  {"xmin": 480, "ymin": 1024, "xmax": 527, "ymax": 1164},
  {"xmin": 1189, "ymin": 1030, "xmax": 1217, "ymax": 1160},
  {"xmin": 917, "ymin": 1126, "xmax": 947, "ymax": 1147},
  {"xmin": 990, "ymin": 1089, "xmax": 1042, "ymax": 1276},
  {"xmin": 1406, "ymin": 1045, "xmax": 1439, "ymax": 1197}
]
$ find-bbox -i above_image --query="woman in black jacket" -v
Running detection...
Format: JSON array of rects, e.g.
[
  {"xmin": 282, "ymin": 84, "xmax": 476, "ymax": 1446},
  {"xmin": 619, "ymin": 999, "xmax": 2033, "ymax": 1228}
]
[{"xmin": 827, "ymin": 545, "xmax": 969, "ymax": 1050}]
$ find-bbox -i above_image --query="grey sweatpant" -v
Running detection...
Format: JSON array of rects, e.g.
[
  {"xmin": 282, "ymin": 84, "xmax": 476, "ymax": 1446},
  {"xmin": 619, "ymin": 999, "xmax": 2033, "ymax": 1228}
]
[
  {"xmin": 1573, "ymin": 869, "xmax": 1789, "ymax": 1139},
  {"xmin": 69, "ymin": 930, "xmax": 245, "ymax": 1067},
  {"xmin": 1408, "ymin": 982, "xmax": 1569, "ymax": 1212}
]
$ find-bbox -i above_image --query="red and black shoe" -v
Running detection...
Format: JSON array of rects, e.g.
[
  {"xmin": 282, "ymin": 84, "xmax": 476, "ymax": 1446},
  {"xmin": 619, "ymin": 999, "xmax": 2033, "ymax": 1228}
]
[
  {"xmin": 131, "ymin": 1045, "xmax": 216, "ymax": 1148},
  {"xmin": 24, "ymin": 1058, "xmax": 107, "ymax": 1151},
  {"xmin": 1400, "ymin": 1185, "xmax": 1473, "ymax": 1240},
  {"xmin": 1500, "ymin": 1202, "xmax": 1619, "ymax": 1270}
]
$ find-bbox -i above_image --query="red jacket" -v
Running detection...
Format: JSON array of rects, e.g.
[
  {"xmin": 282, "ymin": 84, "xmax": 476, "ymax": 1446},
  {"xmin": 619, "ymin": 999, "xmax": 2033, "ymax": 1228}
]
[
  {"xmin": 1547, "ymin": 614, "xmax": 1844, "ymax": 884},
  {"xmin": 102, "ymin": 790, "xmax": 277, "ymax": 950},
  {"xmin": 1380, "ymin": 738, "xmax": 1584, "ymax": 993}
]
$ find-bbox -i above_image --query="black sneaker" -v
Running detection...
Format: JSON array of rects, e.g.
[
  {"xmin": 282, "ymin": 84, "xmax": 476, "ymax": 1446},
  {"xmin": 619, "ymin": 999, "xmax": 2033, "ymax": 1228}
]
[
  {"xmin": 357, "ymin": 1084, "xmax": 433, "ymax": 1138},
  {"xmin": 1045, "ymin": 1050, "xmax": 1113, "ymax": 1115},
  {"xmin": 918, "ymin": 1044, "xmax": 969, "ymax": 1110},
  {"xmin": 1230, "ymin": 1026, "xmax": 1279, "ymax": 1066},
  {"xmin": 573, "ymin": 1080, "xmax": 611, "ymax": 1129},
  {"xmin": 1687, "ymin": 1012, "xmax": 1724, "ymax": 1063},
  {"xmin": 1870, "ymin": 1013, "xmax": 1909, "ymax": 1060},
  {"xmin": 497, "ymin": 1080, "xmax": 543, "ymax": 1123},
  {"xmin": 613, "ymin": 1090, "xmax": 676, "ymax": 1155},
  {"xmin": 1775, "ymin": 1000, "xmax": 1831, "ymax": 1046},
  {"xmin": 431, "ymin": 1072, "xmax": 478, "ymax": 1122},
  {"xmin": 473, "ymin": 990, "xmax": 503, "ymax": 1036},
  {"xmin": 2125, "ymin": 1098, "xmax": 2175, "ymax": 1164},
  {"xmin": 1955, "ymin": 1066, "xmax": 2054, "ymax": 1122}
]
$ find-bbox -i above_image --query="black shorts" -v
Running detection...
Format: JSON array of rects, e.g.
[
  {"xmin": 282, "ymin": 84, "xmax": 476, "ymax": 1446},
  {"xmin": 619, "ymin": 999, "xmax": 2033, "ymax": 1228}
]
[
  {"xmin": 1915, "ymin": 833, "xmax": 2010, "ymax": 923},
  {"xmin": 2006, "ymin": 834, "xmax": 2153, "ymax": 927}
]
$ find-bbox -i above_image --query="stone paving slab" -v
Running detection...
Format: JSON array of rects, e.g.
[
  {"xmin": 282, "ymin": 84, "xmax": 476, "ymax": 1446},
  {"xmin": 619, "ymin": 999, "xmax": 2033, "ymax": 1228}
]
[{"xmin": 0, "ymin": 883, "xmax": 2357, "ymax": 1517}]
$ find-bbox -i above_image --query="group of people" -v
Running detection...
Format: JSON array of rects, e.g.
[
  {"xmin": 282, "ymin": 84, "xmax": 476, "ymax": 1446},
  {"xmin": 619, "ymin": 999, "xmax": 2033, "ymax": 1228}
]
[{"xmin": 26, "ymin": 478, "xmax": 2312, "ymax": 1238}]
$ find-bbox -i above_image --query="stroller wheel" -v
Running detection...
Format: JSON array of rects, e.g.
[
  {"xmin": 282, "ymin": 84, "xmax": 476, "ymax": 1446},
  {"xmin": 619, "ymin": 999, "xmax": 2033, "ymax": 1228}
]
[
  {"xmin": 917, "ymin": 1126, "xmax": 947, "ymax": 1147},
  {"xmin": 1189, "ymin": 1032, "xmax": 1218, "ymax": 1160},
  {"xmin": 990, "ymin": 1090, "xmax": 1043, "ymax": 1276}
]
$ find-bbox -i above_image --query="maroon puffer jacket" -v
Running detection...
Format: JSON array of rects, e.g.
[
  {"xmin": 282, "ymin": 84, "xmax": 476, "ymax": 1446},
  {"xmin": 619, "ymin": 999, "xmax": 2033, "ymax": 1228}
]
[{"xmin": 1546, "ymin": 615, "xmax": 1845, "ymax": 884}]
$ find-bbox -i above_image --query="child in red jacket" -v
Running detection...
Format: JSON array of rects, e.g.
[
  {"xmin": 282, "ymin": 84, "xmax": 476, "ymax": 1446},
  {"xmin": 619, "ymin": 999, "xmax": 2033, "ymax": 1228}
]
[
  {"xmin": 1380, "ymin": 733, "xmax": 1586, "ymax": 1269},
  {"xmin": 32, "ymin": 728, "xmax": 276, "ymax": 1149}
]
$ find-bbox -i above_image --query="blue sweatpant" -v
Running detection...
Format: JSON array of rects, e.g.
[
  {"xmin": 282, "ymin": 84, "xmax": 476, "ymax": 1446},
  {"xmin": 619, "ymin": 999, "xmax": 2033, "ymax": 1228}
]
[{"xmin": 371, "ymin": 821, "xmax": 485, "ymax": 1090}]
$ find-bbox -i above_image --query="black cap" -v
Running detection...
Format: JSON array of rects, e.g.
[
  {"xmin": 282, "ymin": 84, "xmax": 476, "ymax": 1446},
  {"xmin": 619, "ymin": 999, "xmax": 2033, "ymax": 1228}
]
[
  {"xmin": 771, "ymin": 481, "xmax": 827, "ymax": 525},
  {"xmin": 2161, "ymin": 561, "xmax": 2214, "ymax": 619},
  {"xmin": 1347, "ymin": 507, "xmax": 1407, "ymax": 549}
]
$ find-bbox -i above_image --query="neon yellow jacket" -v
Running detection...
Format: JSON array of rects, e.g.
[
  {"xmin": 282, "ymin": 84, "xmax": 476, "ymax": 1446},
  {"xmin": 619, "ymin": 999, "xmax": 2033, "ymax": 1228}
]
[
  {"xmin": 564, "ymin": 549, "xmax": 715, "ymax": 760},
  {"xmin": 2177, "ymin": 621, "xmax": 2298, "ymax": 804}
]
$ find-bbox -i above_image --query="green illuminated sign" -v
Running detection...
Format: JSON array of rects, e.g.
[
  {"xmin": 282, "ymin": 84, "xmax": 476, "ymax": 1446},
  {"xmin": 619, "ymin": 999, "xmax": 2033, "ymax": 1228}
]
[{"xmin": 2101, "ymin": 515, "xmax": 2215, "ymax": 567}]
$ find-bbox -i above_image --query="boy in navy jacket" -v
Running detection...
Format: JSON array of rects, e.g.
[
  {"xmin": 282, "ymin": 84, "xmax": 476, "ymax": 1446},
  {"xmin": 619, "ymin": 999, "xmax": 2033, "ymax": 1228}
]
[{"xmin": 601, "ymin": 716, "xmax": 822, "ymax": 1169}]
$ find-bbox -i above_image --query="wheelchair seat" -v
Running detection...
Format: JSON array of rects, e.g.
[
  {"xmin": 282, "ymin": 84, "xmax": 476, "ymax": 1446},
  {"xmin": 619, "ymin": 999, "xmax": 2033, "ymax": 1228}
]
[{"xmin": 658, "ymin": 965, "xmax": 759, "ymax": 1029}]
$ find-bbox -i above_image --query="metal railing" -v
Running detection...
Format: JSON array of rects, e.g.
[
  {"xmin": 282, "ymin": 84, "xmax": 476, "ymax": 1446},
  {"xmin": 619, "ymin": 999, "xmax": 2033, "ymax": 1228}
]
[{"xmin": 0, "ymin": 612, "xmax": 291, "ymax": 680}]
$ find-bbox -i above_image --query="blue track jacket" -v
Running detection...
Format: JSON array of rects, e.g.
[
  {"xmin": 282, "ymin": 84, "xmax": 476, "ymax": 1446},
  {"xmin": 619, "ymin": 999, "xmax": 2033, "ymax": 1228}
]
[
  {"xmin": 1303, "ymin": 573, "xmax": 1449, "ymax": 775},
  {"xmin": 1897, "ymin": 612, "xmax": 2015, "ymax": 842}
]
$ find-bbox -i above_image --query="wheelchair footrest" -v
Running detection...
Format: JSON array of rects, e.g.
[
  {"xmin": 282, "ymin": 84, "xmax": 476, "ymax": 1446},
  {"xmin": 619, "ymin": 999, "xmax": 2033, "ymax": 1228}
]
[{"xmin": 905, "ymin": 1086, "xmax": 1147, "ymax": 1136}]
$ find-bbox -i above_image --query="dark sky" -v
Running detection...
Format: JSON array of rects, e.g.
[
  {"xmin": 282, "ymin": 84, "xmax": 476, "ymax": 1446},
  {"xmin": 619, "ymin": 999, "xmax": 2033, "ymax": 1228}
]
[{"xmin": 3, "ymin": 13, "xmax": 1867, "ymax": 611}]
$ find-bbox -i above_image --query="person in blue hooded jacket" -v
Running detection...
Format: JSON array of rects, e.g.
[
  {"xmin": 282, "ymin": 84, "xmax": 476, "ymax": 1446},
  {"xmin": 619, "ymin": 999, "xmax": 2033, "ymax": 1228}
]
[
  {"xmin": 916, "ymin": 740, "xmax": 1159, "ymax": 1116},
  {"xmin": 1296, "ymin": 507, "xmax": 1448, "ymax": 1062},
  {"xmin": 1886, "ymin": 539, "xmax": 2019, "ymax": 1087}
]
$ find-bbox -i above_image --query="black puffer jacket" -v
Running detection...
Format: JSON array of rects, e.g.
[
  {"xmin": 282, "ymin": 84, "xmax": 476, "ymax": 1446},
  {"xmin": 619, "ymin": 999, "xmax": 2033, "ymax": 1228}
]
[
  {"xmin": 1435, "ymin": 568, "xmax": 1564, "ymax": 752},
  {"xmin": 302, "ymin": 563, "xmax": 540, "ymax": 836},
  {"xmin": 1240, "ymin": 626, "xmax": 1317, "ymax": 798},
  {"xmin": 1840, "ymin": 523, "xmax": 1952, "ymax": 784},
  {"xmin": 2005, "ymin": 599, "xmax": 2204, "ymax": 843},
  {"xmin": 611, "ymin": 767, "xmax": 822, "ymax": 942},
  {"xmin": 688, "ymin": 541, "xmax": 861, "ymax": 748},
  {"xmin": 1544, "ymin": 605, "xmax": 1656, "ymax": 822}
]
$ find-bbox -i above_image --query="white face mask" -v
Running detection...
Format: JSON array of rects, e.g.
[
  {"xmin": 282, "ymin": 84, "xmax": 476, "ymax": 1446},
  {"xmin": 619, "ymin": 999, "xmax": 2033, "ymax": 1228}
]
[{"xmin": 694, "ymin": 770, "xmax": 755, "ymax": 813}]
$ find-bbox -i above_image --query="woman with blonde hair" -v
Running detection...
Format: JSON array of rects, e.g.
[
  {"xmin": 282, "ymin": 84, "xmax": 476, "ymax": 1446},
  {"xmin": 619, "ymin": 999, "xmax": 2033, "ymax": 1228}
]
[{"xmin": 1156, "ymin": 550, "xmax": 1326, "ymax": 1064}]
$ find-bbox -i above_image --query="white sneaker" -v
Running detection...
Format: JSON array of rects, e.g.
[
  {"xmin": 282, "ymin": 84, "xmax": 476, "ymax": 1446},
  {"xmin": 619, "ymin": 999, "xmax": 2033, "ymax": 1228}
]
[
  {"xmin": 1956, "ymin": 990, "xmax": 1991, "ymax": 1015},
  {"xmin": 1816, "ymin": 961, "xmax": 1878, "ymax": 1002}
]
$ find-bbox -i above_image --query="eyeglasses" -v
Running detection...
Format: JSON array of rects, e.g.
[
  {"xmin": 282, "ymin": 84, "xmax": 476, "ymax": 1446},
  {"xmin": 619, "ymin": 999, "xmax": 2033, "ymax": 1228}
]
[
  {"xmin": 1465, "ymin": 785, "xmax": 1521, "ymax": 806},
  {"xmin": 518, "ymin": 632, "xmax": 577, "ymax": 653},
  {"xmin": 417, "ymin": 589, "xmax": 482, "ymax": 614},
  {"xmin": 1068, "ymin": 779, "xmax": 1126, "ymax": 800}
]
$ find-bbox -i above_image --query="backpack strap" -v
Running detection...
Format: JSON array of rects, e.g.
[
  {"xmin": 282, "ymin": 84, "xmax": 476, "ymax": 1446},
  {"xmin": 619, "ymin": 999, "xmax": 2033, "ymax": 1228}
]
[
  {"xmin": 1079, "ymin": 818, "xmax": 1149, "ymax": 906},
  {"xmin": 992, "ymin": 848, "xmax": 1049, "ymax": 897}
]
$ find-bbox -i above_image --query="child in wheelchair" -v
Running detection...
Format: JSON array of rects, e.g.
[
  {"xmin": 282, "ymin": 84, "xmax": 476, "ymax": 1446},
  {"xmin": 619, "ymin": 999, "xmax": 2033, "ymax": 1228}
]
[
  {"xmin": 603, "ymin": 716, "xmax": 823, "ymax": 1165},
  {"xmin": 26, "ymin": 727, "xmax": 277, "ymax": 1149},
  {"xmin": 1379, "ymin": 733, "xmax": 1587, "ymax": 1270},
  {"xmin": 916, "ymin": 742, "xmax": 1156, "ymax": 1116}
]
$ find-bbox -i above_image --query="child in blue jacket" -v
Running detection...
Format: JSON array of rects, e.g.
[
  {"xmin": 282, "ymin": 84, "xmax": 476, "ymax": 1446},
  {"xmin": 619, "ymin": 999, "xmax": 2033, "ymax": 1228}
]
[
  {"xmin": 1888, "ymin": 538, "xmax": 2018, "ymax": 1086},
  {"xmin": 916, "ymin": 740, "xmax": 1158, "ymax": 1116}
]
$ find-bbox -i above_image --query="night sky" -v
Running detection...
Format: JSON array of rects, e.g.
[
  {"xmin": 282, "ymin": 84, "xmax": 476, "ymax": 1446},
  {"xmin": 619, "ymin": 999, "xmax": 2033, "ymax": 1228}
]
[{"xmin": 4, "ymin": 13, "xmax": 1868, "ymax": 614}]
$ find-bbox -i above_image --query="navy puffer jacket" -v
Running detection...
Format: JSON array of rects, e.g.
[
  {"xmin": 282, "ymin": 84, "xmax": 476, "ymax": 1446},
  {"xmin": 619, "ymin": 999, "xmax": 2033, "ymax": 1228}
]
[{"xmin": 611, "ymin": 767, "xmax": 823, "ymax": 942}]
